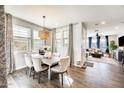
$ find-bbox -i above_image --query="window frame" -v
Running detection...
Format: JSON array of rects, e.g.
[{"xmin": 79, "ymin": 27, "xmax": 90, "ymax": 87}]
[{"xmin": 13, "ymin": 25, "xmax": 32, "ymax": 52}]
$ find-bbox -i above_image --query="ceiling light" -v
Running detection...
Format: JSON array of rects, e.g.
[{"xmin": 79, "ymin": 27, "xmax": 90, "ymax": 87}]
[
  {"xmin": 39, "ymin": 16, "xmax": 49, "ymax": 45},
  {"xmin": 101, "ymin": 21, "xmax": 106, "ymax": 25}
]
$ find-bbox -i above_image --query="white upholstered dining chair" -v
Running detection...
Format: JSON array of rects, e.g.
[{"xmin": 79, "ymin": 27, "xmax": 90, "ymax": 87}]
[
  {"xmin": 24, "ymin": 53, "xmax": 34, "ymax": 77},
  {"xmin": 31, "ymin": 55, "xmax": 48, "ymax": 83},
  {"xmin": 51, "ymin": 56, "xmax": 70, "ymax": 86}
]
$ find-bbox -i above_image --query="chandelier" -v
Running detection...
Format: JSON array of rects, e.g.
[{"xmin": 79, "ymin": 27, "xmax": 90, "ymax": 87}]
[
  {"xmin": 39, "ymin": 16, "xmax": 49, "ymax": 44},
  {"xmin": 95, "ymin": 24, "xmax": 99, "ymax": 36}
]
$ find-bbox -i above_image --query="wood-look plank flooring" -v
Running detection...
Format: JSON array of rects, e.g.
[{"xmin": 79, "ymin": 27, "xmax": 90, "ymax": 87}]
[{"xmin": 7, "ymin": 61, "xmax": 124, "ymax": 88}]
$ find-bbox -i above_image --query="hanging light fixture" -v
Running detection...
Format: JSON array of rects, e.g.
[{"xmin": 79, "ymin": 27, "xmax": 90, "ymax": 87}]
[
  {"xmin": 39, "ymin": 16, "xmax": 49, "ymax": 45},
  {"xmin": 95, "ymin": 24, "xmax": 99, "ymax": 36}
]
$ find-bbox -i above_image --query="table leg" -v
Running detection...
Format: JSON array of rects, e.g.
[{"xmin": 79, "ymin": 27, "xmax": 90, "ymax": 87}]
[{"xmin": 48, "ymin": 66, "xmax": 51, "ymax": 80}]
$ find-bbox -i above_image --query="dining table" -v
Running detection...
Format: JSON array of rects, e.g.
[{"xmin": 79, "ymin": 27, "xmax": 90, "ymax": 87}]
[
  {"xmin": 42, "ymin": 56, "xmax": 60, "ymax": 80},
  {"xmin": 32, "ymin": 54, "xmax": 60, "ymax": 80}
]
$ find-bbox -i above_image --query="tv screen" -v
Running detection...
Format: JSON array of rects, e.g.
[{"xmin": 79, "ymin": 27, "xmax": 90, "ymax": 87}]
[{"xmin": 119, "ymin": 36, "xmax": 124, "ymax": 46}]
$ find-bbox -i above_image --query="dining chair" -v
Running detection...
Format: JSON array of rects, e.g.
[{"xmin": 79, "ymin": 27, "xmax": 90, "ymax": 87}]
[
  {"xmin": 31, "ymin": 56, "xmax": 48, "ymax": 83},
  {"xmin": 51, "ymin": 56, "xmax": 70, "ymax": 86},
  {"xmin": 24, "ymin": 53, "xmax": 34, "ymax": 77}
]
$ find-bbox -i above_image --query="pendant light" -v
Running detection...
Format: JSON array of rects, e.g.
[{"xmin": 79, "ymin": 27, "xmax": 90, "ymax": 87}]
[{"xmin": 39, "ymin": 16, "xmax": 49, "ymax": 45}]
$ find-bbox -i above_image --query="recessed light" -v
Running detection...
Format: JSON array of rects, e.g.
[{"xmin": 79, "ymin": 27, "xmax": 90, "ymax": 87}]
[
  {"xmin": 101, "ymin": 21, "xmax": 106, "ymax": 25},
  {"xmin": 115, "ymin": 26, "xmax": 119, "ymax": 30}
]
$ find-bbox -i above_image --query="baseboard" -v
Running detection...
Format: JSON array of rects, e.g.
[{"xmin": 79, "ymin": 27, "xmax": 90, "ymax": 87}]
[
  {"xmin": 74, "ymin": 63, "xmax": 82, "ymax": 67},
  {"xmin": 16, "ymin": 65, "xmax": 27, "ymax": 70}
]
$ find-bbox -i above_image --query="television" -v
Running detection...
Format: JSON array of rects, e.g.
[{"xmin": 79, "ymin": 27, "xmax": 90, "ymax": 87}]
[{"xmin": 119, "ymin": 36, "xmax": 124, "ymax": 46}]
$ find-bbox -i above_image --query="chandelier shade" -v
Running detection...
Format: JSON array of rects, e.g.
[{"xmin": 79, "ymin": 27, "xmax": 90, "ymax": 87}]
[
  {"xmin": 39, "ymin": 30, "xmax": 49, "ymax": 40},
  {"xmin": 38, "ymin": 16, "xmax": 49, "ymax": 41}
]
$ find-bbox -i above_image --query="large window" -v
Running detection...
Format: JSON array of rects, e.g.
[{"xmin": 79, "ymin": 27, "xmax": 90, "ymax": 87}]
[
  {"xmin": 100, "ymin": 37, "xmax": 107, "ymax": 53},
  {"xmin": 92, "ymin": 37, "xmax": 97, "ymax": 48},
  {"xmin": 88, "ymin": 36, "xmax": 107, "ymax": 53},
  {"xmin": 55, "ymin": 27, "xmax": 69, "ymax": 57},
  {"xmin": 33, "ymin": 30, "xmax": 43, "ymax": 52},
  {"xmin": 13, "ymin": 25, "xmax": 31, "ymax": 70},
  {"xmin": 13, "ymin": 25, "xmax": 31, "ymax": 52},
  {"xmin": 13, "ymin": 38, "xmax": 29, "ymax": 51},
  {"xmin": 56, "ymin": 31, "xmax": 62, "ymax": 48},
  {"xmin": 63, "ymin": 30, "xmax": 69, "ymax": 45}
]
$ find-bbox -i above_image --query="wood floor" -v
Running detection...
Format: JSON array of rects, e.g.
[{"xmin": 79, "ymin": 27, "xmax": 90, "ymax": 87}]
[{"xmin": 7, "ymin": 61, "xmax": 124, "ymax": 88}]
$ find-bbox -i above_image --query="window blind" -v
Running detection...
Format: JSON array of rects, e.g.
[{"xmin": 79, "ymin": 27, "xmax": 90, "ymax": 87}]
[{"xmin": 13, "ymin": 25, "xmax": 31, "ymax": 38}]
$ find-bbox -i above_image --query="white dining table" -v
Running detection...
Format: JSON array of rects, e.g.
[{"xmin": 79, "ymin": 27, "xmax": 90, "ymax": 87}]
[
  {"xmin": 31, "ymin": 54, "xmax": 60, "ymax": 80},
  {"xmin": 42, "ymin": 56, "xmax": 60, "ymax": 80}
]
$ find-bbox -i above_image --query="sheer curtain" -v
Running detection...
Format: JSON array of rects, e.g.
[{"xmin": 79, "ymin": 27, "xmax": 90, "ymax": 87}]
[
  {"xmin": 51, "ymin": 28, "xmax": 56, "ymax": 53},
  {"xmin": 105, "ymin": 35, "xmax": 109, "ymax": 53},
  {"xmin": 5, "ymin": 13, "xmax": 15, "ymax": 74},
  {"xmin": 68, "ymin": 24, "xmax": 74, "ymax": 66},
  {"xmin": 88, "ymin": 37, "xmax": 92, "ymax": 48}
]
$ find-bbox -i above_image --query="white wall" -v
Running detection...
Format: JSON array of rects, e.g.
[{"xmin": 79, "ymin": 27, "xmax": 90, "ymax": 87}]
[
  {"xmin": 14, "ymin": 51, "xmax": 26, "ymax": 70},
  {"xmin": 73, "ymin": 23, "xmax": 82, "ymax": 66}
]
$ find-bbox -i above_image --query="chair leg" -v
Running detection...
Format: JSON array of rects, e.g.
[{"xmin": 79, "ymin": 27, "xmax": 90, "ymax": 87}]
[
  {"xmin": 29, "ymin": 68, "xmax": 32, "ymax": 77},
  {"xmin": 61, "ymin": 73, "xmax": 63, "ymax": 87},
  {"xmin": 33, "ymin": 71, "xmax": 35, "ymax": 79},
  {"xmin": 38, "ymin": 72, "xmax": 41, "ymax": 83},
  {"xmin": 65, "ymin": 71, "xmax": 72, "ymax": 87},
  {"xmin": 26, "ymin": 67, "xmax": 28, "ymax": 75}
]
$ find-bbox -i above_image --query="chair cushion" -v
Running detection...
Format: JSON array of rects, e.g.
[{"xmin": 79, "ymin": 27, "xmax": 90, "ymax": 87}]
[
  {"xmin": 36, "ymin": 65, "xmax": 48, "ymax": 72},
  {"xmin": 51, "ymin": 65, "xmax": 66, "ymax": 73}
]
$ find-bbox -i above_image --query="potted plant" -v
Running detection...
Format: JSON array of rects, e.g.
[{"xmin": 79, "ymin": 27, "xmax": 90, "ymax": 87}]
[
  {"xmin": 109, "ymin": 40, "xmax": 117, "ymax": 58},
  {"xmin": 110, "ymin": 40, "xmax": 117, "ymax": 51}
]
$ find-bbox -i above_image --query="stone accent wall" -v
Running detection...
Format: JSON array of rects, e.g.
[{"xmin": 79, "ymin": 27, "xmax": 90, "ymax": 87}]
[{"xmin": 0, "ymin": 5, "xmax": 7, "ymax": 88}]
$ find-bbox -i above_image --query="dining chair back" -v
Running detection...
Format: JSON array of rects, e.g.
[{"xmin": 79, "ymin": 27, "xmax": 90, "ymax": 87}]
[
  {"xmin": 31, "ymin": 54, "xmax": 48, "ymax": 83},
  {"xmin": 31, "ymin": 57, "xmax": 42, "ymax": 72},
  {"xmin": 59, "ymin": 56, "xmax": 70, "ymax": 72},
  {"xmin": 24, "ymin": 53, "xmax": 34, "ymax": 76},
  {"xmin": 24, "ymin": 53, "xmax": 33, "ymax": 68}
]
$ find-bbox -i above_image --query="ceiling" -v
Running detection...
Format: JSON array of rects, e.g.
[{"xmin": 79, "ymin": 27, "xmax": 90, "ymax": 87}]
[{"xmin": 5, "ymin": 5, "xmax": 124, "ymax": 36}]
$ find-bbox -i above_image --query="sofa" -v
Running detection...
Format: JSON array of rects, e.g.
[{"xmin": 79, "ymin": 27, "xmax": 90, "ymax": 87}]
[{"xmin": 88, "ymin": 48, "xmax": 103, "ymax": 58}]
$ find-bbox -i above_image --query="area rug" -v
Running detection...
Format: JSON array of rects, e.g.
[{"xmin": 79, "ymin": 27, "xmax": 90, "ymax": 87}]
[
  {"xmin": 83, "ymin": 62, "xmax": 94, "ymax": 67},
  {"xmin": 87, "ymin": 56, "xmax": 118, "ymax": 65}
]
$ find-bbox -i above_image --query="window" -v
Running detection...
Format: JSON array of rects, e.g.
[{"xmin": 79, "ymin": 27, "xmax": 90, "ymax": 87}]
[
  {"xmin": 55, "ymin": 27, "xmax": 69, "ymax": 57},
  {"xmin": 63, "ymin": 31, "xmax": 69, "ymax": 45},
  {"xmin": 13, "ymin": 37, "xmax": 29, "ymax": 51},
  {"xmin": 13, "ymin": 25, "xmax": 31, "ymax": 38},
  {"xmin": 13, "ymin": 25, "xmax": 31, "ymax": 70},
  {"xmin": 13, "ymin": 25, "xmax": 31, "ymax": 52},
  {"xmin": 56, "ymin": 31, "xmax": 62, "ymax": 47},
  {"xmin": 86, "ymin": 39, "xmax": 89, "ymax": 49},
  {"xmin": 100, "ymin": 37, "xmax": 107, "ymax": 53},
  {"xmin": 92, "ymin": 37, "xmax": 97, "ymax": 48},
  {"xmin": 33, "ymin": 30, "xmax": 43, "ymax": 52}
]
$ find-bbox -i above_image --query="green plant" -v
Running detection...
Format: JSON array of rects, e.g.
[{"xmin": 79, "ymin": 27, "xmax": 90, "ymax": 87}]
[{"xmin": 110, "ymin": 40, "xmax": 117, "ymax": 51}]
